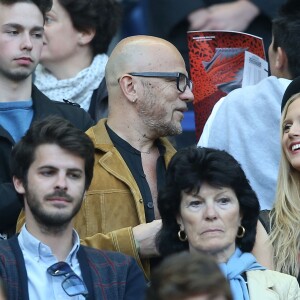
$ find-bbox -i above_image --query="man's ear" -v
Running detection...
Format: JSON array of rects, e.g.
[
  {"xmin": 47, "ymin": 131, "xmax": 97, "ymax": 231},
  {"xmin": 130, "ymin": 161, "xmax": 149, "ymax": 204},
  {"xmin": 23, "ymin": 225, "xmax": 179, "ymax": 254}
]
[
  {"xmin": 118, "ymin": 75, "xmax": 138, "ymax": 103},
  {"xmin": 275, "ymin": 46, "xmax": 288, "ymax": 71},
  {"xmin": 78, "ymin": 28, "xmax": 96, "ymax": 46},
  {"xmin": 13, "ymin": 176, "xmax": 26, "ymax": 195}
]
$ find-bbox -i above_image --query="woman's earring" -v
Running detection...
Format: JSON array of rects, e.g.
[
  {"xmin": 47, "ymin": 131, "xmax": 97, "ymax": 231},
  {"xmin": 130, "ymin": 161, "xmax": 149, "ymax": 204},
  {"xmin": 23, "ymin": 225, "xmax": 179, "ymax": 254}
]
[
  {"xmin": 178, "ymin": 230, "xmax": 188, "ymax": 242},
  {"xmin": 237, "ymin": 225, "xmax": 245, "ymax": 238}
]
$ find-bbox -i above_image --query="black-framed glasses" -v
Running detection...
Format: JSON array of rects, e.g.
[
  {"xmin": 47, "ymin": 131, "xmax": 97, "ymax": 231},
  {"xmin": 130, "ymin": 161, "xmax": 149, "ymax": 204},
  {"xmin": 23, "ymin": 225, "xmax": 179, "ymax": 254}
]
[
  {"xmin": 128, "ymin": 72, "xmax": 193, "ymax": 93},
  {"xmin": 47, "ymin": 261, "xmax": 89, "ymax": 298}
]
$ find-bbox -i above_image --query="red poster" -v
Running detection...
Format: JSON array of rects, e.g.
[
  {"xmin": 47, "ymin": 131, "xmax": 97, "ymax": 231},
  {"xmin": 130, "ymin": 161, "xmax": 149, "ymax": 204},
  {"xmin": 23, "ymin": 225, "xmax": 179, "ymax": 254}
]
[{"xmin": 188, "ymin": 30, "xmax": 266, "ymax": 139}]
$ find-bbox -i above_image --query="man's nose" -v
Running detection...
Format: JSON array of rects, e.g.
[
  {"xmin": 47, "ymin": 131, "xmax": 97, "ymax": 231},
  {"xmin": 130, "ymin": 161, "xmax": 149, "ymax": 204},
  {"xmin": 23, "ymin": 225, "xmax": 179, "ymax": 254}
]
[
  {"xmin": 54, "ymin": 174, "xmax": 68, "ymax": 190},
  {"xmin": 20, "ymin": 33, "xmax": 33, "ymax": 50},
  {"xmin": 180, "ymin": 86, "xmax": 194, "ymax": 103}
]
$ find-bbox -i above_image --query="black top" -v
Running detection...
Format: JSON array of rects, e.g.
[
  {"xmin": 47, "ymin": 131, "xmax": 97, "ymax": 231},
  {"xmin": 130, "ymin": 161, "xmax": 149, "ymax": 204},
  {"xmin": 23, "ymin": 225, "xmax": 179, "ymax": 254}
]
[
  {"xmin": 259, "ymin": 210, "xmax": 271, "ymax": 234},
  {"xmin": 106, "ymin": 123, "xmax": 166, "ymax": 222}
]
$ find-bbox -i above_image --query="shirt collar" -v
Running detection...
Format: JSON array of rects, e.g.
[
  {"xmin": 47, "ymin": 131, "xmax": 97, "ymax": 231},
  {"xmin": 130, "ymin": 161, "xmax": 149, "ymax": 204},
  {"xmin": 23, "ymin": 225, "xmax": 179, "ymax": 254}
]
[
  {"xmin": 18, "ymin": 224, "xmax": 80, "ymax": 265},
  {"xmin": 106, "ymin": 122, "xmax": 166, "ymax": 156}
]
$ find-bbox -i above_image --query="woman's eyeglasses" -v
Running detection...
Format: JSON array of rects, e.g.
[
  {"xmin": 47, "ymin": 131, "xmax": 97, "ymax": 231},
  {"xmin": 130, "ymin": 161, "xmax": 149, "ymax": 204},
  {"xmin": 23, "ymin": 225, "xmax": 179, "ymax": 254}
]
[{"xmin": 47, "ymin": 261, "xmax": 89, "ymax": 298}]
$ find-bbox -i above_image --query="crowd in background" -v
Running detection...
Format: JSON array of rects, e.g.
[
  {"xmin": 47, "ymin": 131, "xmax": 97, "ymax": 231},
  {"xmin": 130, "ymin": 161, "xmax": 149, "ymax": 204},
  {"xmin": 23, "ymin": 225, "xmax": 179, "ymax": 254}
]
[{"xmin": 0, "ymin": 0, "xmax": 300, "ymax": 299}]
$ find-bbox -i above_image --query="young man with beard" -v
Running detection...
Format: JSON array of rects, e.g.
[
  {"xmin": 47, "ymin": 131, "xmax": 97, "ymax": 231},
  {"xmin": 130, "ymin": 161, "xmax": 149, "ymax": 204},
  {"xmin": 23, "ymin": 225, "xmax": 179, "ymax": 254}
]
[
  {"xmin": 0, "ymin": 0, "xmax": 94, "ymax": 239},
  {"xmin": 0, "ymin": 116, "xmax": 146, "ymax": 299}
]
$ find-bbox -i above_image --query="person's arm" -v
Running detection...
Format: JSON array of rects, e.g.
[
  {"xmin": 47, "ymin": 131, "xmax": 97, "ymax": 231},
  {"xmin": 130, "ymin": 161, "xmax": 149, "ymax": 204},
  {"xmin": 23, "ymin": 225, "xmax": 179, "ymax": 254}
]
[
  {"xmin": 132, "ymin": 219, "xmax": 161, "ymax": 258},
  {"xmin": 82, "ymin": 227, "xmax": 155, "ymax": 281},
  {"xmin": 124, "ymin": 257, "xmax": 147, "ymax": 300},
  {"xmin": 198, "ymin": 97, "xmax": 226, "ymax": 147},
  {"xmin": 78, "ymin": 220, "xmax": 161, "ymax": 259},
  {"xmin": 189, "ymin": 1, "xmax": 259, "ymax": 31},
  {"xmin": 252, "ymin": 221, "xmax": 274, "ymax": 269},
  {"xmin": 187, "ymin": 7, "xmax": 210, "ymax": 31}
]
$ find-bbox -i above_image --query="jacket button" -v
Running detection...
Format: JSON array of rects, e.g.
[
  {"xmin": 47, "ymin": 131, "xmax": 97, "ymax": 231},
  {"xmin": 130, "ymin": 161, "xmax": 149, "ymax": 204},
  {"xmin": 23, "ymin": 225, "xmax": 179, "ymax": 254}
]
[
  {"xmin": 139, "ymin": 199, "xmax": 143, "ymax": 203},
  {"xmin": 147, "ymin": 202, "xmax": 154, "ymax": 209}
]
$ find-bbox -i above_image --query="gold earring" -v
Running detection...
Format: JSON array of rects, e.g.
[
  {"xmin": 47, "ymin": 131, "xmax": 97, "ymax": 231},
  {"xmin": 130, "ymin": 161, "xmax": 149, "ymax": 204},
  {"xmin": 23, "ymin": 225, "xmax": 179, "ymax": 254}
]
[
  {"xmin": 237, "ymin": 225, "xmax": 245, "ymax": 238},
  {"xmin": 178, "ymin": 230, "xmax": 188, "ymax": 242}
]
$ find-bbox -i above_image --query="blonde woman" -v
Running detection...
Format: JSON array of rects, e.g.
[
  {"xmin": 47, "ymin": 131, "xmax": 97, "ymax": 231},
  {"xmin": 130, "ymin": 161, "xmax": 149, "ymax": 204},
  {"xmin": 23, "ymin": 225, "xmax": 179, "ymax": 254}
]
[{"xmin": 271, "ymin": 76, "xmax": 300, "ymax": 282}]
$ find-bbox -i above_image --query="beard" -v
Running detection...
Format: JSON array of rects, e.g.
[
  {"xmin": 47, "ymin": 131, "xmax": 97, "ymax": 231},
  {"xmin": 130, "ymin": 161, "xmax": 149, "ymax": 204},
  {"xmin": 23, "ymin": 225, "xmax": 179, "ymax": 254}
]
[
  {"xmin": 25, "ymin": 187, "xmax": 83, "ymax": 231},
  {"xmin": 0, "ymin": 61, "xmax": 36, "ymax": 82},
  {"xmin": 0, "ymin": 67, "xmax": 33, "ymax": 81},
  {"xmin": 137, "ymin": 106, "xmax": 183, "ymax": 137},
  {"xmin": 137, "ymin": 87, "xmax": 183, "ymax": 137}
]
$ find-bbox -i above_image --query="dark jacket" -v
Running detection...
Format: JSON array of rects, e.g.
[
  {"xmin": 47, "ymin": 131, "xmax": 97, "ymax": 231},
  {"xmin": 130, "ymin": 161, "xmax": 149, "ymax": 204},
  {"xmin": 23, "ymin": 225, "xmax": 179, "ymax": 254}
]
[
  {"xmin": 0, "ymin": 235, "xmax": 146, "ymax": 300},
  {"xmin": 0, "ymin": 85, "xmax": 94, "ymax": 236},
  {"xmin": 88, "ymin": 77, "xmax": 109, "ymax": 122}
]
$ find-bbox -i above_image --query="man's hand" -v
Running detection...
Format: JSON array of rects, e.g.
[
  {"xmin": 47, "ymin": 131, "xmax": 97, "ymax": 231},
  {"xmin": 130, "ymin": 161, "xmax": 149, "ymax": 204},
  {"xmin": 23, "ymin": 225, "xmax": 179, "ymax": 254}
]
[
  {"xmin": 132, "ymin": 219, "xmax": 162, "ymax": 258},
  {"xmin": 188, "ymin": 8, "xmax": 210, "ymax": 31},
  {"xmin": 188, "ymin": 1, "xmax": 260, "ymax": 32}
]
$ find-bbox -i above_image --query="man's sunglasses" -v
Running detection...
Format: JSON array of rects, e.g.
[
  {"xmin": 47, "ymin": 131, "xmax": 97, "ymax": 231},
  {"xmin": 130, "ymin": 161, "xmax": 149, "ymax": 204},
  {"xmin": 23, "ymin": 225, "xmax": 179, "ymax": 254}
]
[{"xmin": 47, "ymin": 261, "xmax": 89, "ymax": 298}]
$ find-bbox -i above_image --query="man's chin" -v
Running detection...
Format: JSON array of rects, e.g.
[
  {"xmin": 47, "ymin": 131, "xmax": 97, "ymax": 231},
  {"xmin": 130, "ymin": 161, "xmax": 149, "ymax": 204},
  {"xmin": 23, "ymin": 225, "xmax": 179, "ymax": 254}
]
[
  {"xmin": 167, "ymin": 124, "xmax": 182, "ymax": 136},
  {"xmin": 8, "ymin": 70, "xmax": 33, "ymax": 82},
  {"xmin": 37, "ymin": 215, "xmax": 72, "ymax": 229}
]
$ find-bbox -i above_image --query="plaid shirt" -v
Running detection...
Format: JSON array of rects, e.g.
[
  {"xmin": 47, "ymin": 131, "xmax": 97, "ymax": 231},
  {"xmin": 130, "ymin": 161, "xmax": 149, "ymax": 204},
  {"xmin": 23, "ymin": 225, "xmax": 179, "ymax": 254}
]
[{"xmin": 0, "ymin": 235, "xmax": 146, "ymax": 300}]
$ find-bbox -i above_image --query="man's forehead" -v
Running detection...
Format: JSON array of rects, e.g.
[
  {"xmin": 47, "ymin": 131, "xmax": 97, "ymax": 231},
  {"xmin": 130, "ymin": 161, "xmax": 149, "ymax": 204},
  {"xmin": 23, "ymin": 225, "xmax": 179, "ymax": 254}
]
[
  {"xmin": 108, "ymin": 37, "xmax": 187, "ymax": 80},
  {"xmin": 0, "ymin": 2, "xmax": 43, "ymax": 27},
  {"xmin": 31, "ymin": 144, "xmax": 85, "ymax": 170},
  {"xmin": 132, "ymin": 46, "xmax": 186, "ymax": 71}
]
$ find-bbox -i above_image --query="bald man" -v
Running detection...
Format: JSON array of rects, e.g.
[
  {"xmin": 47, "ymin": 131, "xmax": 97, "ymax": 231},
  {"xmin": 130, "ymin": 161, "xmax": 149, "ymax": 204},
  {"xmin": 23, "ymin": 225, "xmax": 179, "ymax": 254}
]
[{"xmin": 17, "ymin": 35, "xmax": 194, "ymax": 278}]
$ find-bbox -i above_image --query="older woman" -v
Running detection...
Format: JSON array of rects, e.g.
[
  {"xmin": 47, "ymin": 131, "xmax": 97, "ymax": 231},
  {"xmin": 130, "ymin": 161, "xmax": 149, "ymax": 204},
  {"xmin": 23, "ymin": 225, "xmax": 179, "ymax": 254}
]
[{"xmin": 157, "ymin": 147, "xmax": 299, "ymax": 300}]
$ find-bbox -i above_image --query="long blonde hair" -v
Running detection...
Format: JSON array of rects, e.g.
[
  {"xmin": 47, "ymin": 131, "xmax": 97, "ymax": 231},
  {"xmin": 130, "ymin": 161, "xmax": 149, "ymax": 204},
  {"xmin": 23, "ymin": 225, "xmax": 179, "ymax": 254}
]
[{"xmin": 270, "ymin": 92, "xmax": 300, "ymax": 277}]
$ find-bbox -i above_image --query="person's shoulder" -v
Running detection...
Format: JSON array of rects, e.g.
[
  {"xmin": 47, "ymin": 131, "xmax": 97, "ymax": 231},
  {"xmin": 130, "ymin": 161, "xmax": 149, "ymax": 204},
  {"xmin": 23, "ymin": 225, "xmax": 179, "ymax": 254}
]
[
  {"xmin": 49, "ymin": 99, "xmax": 94, "ymax": 119},
  {"xmin": 0, "ymin": 237, "xmax": 17, "ymax": 266},
  {"xmin": 85, "ymin": 119, "xmax": 111, "ymax": 147},
  {"xmin": 0, "ymin": 238, "xmax": 11, "ymax": 252},
  {"xmin": 37, "ymin": 92, "xmax": 87, "ymax": 114},
  {"xmin": 82, "ymin": 245, "xmax": 135, "ymax": 265},
  {"xmin": 32, "ymin": 85, "xmax": 95, "ymax": 130},
  {"xmin": 247, "ymin": 269, "xmax": 299, "ymax": 286},
  {"xmin": 247, "ymin": 269, "xmax": 300, "ymax": 299},
  {"xmin": 219, "ymin": 76, "xmax": 287, "ymax": 111},
  {"xmin": 225, "ymin": 76, "xmax": 284, "ymax": 99}
]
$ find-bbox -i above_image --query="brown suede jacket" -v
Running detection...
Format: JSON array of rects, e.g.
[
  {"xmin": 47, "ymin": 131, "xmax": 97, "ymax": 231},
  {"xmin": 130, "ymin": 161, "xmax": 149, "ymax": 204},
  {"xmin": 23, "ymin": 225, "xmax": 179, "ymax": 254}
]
[{"xmin": 17, "ymin": 119, "xmax": 176, "ymax": 279}]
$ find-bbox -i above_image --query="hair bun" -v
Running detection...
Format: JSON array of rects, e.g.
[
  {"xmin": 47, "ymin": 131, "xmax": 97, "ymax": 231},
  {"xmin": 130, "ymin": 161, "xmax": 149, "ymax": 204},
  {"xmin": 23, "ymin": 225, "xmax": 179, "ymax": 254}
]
[{"xmin": 281, "ymin": 76, "xmax": 300, "ymax": 112}]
